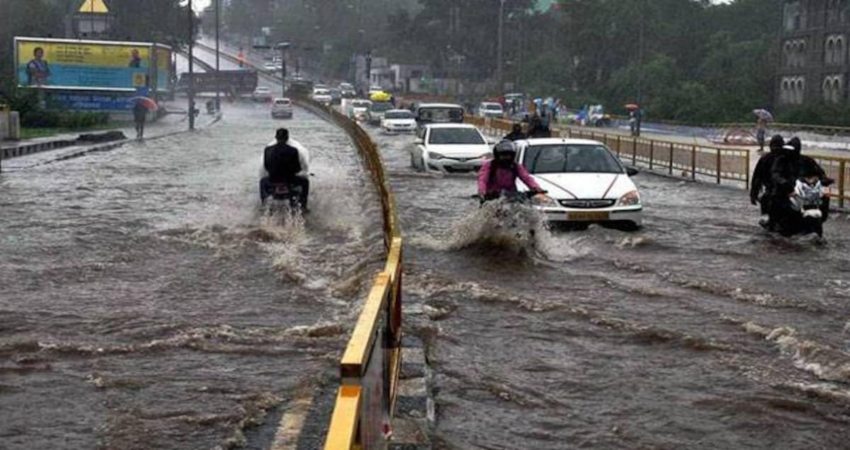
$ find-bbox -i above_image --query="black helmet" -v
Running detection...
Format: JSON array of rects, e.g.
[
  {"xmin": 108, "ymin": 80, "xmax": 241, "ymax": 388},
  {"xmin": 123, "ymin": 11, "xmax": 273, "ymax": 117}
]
[{"xmin": 493, "ymin": 139, "xmax": 517, "ymax": 157}]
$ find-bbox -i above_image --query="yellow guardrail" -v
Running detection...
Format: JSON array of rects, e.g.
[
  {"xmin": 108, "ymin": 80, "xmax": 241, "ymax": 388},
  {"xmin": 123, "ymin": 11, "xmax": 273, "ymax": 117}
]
[
  {"xmin": 294, "ymin": 98, "xmax": 403, "ymax": 449},
  {"xmin": 468, "ymin": 116, "xmax": 850, "ymax": 209}
]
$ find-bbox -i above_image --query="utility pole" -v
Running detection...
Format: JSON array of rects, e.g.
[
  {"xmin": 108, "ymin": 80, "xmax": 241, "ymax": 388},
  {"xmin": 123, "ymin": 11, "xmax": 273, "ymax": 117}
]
[
  {"xmin": 636, "ymin": 0, "xmax": 645, "ymax": 137},
  {"xmin": 497, "ymin": 0, "xmax": 506, "ymax": 93},
  {"xmin": 365, "ymin": 51, "xmax": 372, "ymax": 92},
  {"xmin": 277, "ymin": 42, "xmax": 290, "ymax": 97},
  {"xmin": 188, "ymin": 0, "xmax": 195, "ymax": 130},
  {"xmin": 215, "ymin": 0, "xmax": 220, "ymax": 111}
]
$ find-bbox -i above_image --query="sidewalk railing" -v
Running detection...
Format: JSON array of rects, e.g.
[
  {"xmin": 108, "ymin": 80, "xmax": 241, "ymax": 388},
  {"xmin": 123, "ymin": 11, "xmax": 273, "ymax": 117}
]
[
  {"xmin": 468, "ymin": 116, "xmax": 850, "ymax": 208},
  {"xmin": 297, "ymin": 98, "xmax": 404, "ymax": 450}
]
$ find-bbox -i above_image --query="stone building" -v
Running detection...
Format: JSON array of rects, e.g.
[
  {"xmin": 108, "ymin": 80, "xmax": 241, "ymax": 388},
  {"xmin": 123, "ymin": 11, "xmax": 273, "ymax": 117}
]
[{"xmin": 778, "ymin": 0, "xmax": 850, "ymax": 106}]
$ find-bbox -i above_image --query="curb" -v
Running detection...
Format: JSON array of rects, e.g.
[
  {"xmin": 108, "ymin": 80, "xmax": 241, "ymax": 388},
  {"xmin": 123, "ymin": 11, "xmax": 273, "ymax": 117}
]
[{"xmin": 389, "ymin": 335, "xmax": 433, "ymax": 450}]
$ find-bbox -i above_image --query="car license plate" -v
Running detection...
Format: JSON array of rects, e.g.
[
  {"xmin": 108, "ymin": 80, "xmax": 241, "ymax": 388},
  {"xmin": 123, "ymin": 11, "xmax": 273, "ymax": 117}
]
[
  {"xmin": 568, "ymin": 211, "xmax": 609, "ymax": 221},
  {"xmin": 274, "ymin": 186, "xmax": 290, "ymax": 195}
]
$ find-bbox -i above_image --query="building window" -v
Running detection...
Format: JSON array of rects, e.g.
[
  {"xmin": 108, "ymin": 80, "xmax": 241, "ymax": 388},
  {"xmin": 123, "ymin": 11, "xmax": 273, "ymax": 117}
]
[
  {"xmin": 782, "ymin": 76, "xmax": 806, "ymax": 105},
  {"xmin": 784, "ymin": 1, "xmax": 804, "ymax": 31},
  {"xmin": 796, "ymin": 78, "xmax": 805, "ymax": 104}
]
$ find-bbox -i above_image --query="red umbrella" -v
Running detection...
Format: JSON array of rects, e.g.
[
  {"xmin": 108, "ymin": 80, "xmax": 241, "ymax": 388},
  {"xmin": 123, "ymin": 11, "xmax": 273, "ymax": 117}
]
[{"xmin": 130, "ymin": 96, "xmax": 158, "ymax": 111}]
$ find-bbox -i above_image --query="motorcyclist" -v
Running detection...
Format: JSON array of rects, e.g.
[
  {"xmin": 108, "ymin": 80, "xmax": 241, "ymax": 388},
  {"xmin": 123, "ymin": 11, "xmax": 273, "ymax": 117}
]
[
  {"xmin": 260, "ymin": 128, "xmax": 310, "ymax": 209},
  {"xmin": 503, "ymin": 123, "xmax": 526, "ymax": 141},
  {"xmin": 769, "ymin": 136, "xmax": 832, "ymax": 233},
  {"xmin": 478, "ymin": 140, "xmax": 545, "ymax": 201},
  {"xmin": 527, "ymin": 113, "xmax": 552, "ymax": 138},
  {"xmin": 750, "ymin": 134, "xmax": 785, "ymax": 226}
]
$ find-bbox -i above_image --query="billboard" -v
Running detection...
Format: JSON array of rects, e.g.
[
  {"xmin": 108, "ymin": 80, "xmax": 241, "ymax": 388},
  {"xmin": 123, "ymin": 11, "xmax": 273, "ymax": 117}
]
[{"xmin": 14, "ymin": 37, "xmax": 171, "ymax": 92}]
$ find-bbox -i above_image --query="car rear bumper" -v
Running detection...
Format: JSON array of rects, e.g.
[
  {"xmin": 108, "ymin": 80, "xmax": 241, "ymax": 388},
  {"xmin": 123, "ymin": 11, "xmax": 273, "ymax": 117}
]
[{"xmin": 537, "ymin": 206, "xmax": 643, "ymax": 225}]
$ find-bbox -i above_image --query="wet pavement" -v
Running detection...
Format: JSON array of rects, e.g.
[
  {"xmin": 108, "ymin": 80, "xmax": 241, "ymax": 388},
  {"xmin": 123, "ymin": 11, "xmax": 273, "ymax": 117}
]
[
  {"xmin": 0, "ymin": 102, "xmax": 383, "ymax": 449},
  {"xmin": 367, "ymin": 126, "xmax": 850, "ymax": 449}
]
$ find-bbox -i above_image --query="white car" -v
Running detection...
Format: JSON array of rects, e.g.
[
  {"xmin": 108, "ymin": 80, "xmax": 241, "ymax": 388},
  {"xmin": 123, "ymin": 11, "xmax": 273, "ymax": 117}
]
[
  {"xmin": 311, "ymin": 88, "xmax": 333, "ymax": 105},
  {"xmin": 477, "ymin": 102, "xmax": 504, "ymax": 118},
  {"xmin": 271, "ymin": 97, "xmax": 293, "ymax": 119},
  {"xmin": 252, "ymin": 86, "xmax": 273, "ymax": 102},
  {"xmin": 381, "ymin": 109, "xmax": 416, "ymax": 133},
  {"xmin": 349, "ymin": 99, "xmax": 372, "ymax": 121},
  {"xmin": 263, "ymin": 62, "xmax": 278, "ymax": 74},
  {"xmin": 515, "ymin": 138, "xmax": 642, "ymax": 229},
  {"xmin": 411, "ymin": 124, "xmax": 491, "ymax": 173}
]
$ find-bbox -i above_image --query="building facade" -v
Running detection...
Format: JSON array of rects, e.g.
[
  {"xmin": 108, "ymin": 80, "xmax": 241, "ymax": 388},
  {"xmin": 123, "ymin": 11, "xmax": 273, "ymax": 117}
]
[{"xmin": 778, "ymin": 0, "xmax": 850, "ymax": 106}]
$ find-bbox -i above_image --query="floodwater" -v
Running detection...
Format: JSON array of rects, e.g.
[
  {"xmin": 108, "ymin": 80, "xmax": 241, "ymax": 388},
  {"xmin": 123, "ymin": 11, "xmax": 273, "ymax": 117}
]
[
  {"xmin": 369, "ymin": 127, "xmax": 850, "ymax": 449},
  {"xmin": 0, "ymin": 103, "xmax": 384, "ymax": 449}
]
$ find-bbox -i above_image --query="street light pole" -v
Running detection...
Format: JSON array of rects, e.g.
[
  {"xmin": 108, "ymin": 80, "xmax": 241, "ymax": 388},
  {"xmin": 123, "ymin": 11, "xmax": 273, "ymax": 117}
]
[
  {"xmin": 188, "ymin": 0, "xmax": 195, "ymax": 130},
  {"xmin": 215, "ymin": 0, "xmax": 220, "ymax": 111},
  {"xmin": 497, "ymin": 0, "xmax": 506, "ymax": 93},
  {"xmin": 636, "ymin": 0, "xmax": 645, "ymax": 137},
  {"xmin": 277, "ymin": 42, "xmax": 290, "ymax": 97}
]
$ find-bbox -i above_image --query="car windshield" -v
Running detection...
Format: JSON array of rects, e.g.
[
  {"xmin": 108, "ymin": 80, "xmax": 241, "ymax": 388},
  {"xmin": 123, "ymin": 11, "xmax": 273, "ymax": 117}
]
[
  {"xmin": 484, "ymin": 104, "xmax": 502, "ymax": 110},
  {"xmin": 523, "ymin": 145, "xmax": 623, "ymax": 174},
  {"xmin": 371, "ymin": 102, "xmax": 393, "ymax": 112},
  {"xmin": 385, "ymin": 111, "xmax": 414, "ymax": 119},
  {"xmin": 353, "ymin": 101, "xmax": 371, "ymax": 107},
  {"xmin": 314, "ymin": 89, "xmax": 330, "ymax": 95},
  {"xmin": 274, "ymin": 100, "xmax": 290, "ymax": 105},
  {"xmin": 428, "ymin": 128, "xmax": 485, "ymax": 145}
]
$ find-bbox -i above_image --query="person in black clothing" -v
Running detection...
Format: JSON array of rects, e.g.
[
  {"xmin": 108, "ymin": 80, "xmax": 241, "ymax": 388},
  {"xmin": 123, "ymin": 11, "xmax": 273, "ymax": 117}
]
[
  {"xmin": 527, "ymin": 113, "xmax": 551, "ymax": 138},
  {"xmin": 132, "ymin": 100, "xmax": 147, "ymax": 139},
  {"xmin": 260, "ymin": 128, "xmax": 310, "ymax": 209},
  {"xmin": 768, "ymin": 136, "xmax": 833, "ymax": 232},
  {"xmin": 503, "ymin": 123, "xmax": 526, "ymax": 141},
  {"xmin": 750, "ymin": 134, "xmax": 785, "ymax": 221}
]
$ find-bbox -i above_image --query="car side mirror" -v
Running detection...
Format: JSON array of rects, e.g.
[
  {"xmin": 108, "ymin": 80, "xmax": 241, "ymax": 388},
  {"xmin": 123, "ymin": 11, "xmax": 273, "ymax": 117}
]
[{"xmin": 626, "ymin": 167, "xmax": 639, "ymax": 176}]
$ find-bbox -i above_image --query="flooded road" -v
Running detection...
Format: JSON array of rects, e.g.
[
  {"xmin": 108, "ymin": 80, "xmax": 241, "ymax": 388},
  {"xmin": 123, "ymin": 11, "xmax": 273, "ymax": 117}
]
[
  {"xmin": 0, "ymin": 103, "xmax": 383, "ymax": 449},
  {"xmin": 369, "ymin": 127, "xmax": 850, "ymax": 449}
]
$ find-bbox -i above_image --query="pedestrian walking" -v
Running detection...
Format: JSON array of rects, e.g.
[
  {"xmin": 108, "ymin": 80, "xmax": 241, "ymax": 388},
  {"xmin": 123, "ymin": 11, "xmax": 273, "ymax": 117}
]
[
  {"xmin": 133, "ymin": 99, "xmax": 147, "ymax": 139},
  {"xmin": 756, "ymin": 117, "xmax": 767, "ymax": 152}
]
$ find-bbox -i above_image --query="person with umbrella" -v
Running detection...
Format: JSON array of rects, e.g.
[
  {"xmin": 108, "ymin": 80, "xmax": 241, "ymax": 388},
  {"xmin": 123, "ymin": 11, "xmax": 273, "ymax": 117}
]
[
  {"xmin": 753, "ymin": 109, "xmax": 773, "ymax": 152},
  {"xmin": 131, "ymin": 97, "xmax": 157, "ymax": 140}
]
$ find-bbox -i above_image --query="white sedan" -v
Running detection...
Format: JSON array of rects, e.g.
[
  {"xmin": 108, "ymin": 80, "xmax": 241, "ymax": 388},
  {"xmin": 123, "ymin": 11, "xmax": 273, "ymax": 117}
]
[
  {"xmin": 411, "ymin": 124, "xmax": 491, "ymax": 173},
  {"xmin": 311, "ymin": 88, "xmax": 333, "ymax": 105},
  {"xmin": 252, "ymin": 86, "xmax": 273, "ymax": 102},
  {"xmin": 515, "ymin": 138, "xmax": 642, "ymax": 229},
  {"xmin": 381, "ymin": 109, "xmax": 416, "ymax": 133}
]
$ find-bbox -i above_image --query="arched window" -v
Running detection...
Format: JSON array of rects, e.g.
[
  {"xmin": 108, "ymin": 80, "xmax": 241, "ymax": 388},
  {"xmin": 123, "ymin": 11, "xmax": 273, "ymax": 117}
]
[
  {"xmin": 834, "ymin": 78, "xmax": 843, "ymax": 102},
  {"xmin": 837, "ymin": 37, "xmax": 845, "ymax": 64},
  {"xmin": 824, "ymin": 77, "xmax": 833, "ymax": 102},
  {"xmin": 797, "ymin": 78, "xmax": 805, "ymax": 104},
  {"xmin": 827, "ymin": 38, "xmax": 835, "ymax": 64}
]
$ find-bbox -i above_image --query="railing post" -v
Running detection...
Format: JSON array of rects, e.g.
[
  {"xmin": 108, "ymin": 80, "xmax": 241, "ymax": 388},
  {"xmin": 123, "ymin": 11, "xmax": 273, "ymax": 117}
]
[
  {"xmin": 649, "ymin": 140, "xmax": 654, "ymax": 170},
  {"xmin": 616, "ymin": 135, "xmax": 621, "ymax": 156},
  {"xmin": 632, "ymin": 138, "xmax": 637, "ymax": 165},
  {"xmin": 691, "ymin": 146, "xmax": 697, "ymax": 180},
  {"xmin": 716, "ymin": 148, "xmax": 722, "ymax": 184},
  {"xmin": 745, "ymin": 150, "xmax": 751, "ymax": 189},
  {"xmin": 669, "ymin": 143, "xmax": 674, "ymax": 175},
  {"xmin": 838, "ymin": 160, "xmax": 847, "ymax": 208}
]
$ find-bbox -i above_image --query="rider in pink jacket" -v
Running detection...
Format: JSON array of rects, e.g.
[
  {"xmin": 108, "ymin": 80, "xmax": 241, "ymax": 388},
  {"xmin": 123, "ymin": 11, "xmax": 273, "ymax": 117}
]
[{"xmin": 478, "ymin": 140, "xmax": 544, "ymax": 201}]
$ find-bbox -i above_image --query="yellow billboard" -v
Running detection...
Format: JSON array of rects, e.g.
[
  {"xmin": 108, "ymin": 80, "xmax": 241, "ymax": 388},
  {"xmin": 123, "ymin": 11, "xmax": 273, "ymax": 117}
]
[{"xmin": 15, "ymin": 37, "xmax": 153, "ymax": 91}]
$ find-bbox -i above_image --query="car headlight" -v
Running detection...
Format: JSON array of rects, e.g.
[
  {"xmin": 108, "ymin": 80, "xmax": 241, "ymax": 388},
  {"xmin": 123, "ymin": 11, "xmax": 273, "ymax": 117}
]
[
  {"xmin": 617, "ymin": 190, "xmax": 641, "ymax": 206},
  {"xmin": 428, "ymin": 152, "xmax": 446, "ymax": 160},
  {"xmin": 479, "ymin": 152, "xmax": 492, "ymax": 159},
  {"xmin": 531, "ymin": 194, "xmax": 557, "ymax": 207}
]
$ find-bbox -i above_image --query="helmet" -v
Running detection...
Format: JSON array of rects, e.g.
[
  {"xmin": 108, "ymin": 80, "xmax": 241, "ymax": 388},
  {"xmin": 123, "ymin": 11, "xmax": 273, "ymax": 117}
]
[{"xmin": 493, "ymin": 140, "xmax": 517, "ymax": 157}]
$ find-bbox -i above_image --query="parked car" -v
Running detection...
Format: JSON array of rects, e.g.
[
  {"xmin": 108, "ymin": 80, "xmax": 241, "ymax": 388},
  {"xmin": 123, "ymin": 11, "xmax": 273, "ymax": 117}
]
[
  {"xmin": 311, "ymin": 88, "xmax": 333, "ymax": 105},
  {"xmin": 477, "ymin": 102, "xmax": 504, "ymax": 118},
  {"xmin": 271, "ymin": 97, "xmax": 293, "ymax": 119},
  {"xmin": 410, "ymin": 123, "xmax": 491, "ymax": 173},
  {"xmin": 381, "ymin": 109, "xmax": 416, "ymax": 133},
  {"xmin": 252, "ymin": 86, "xmax": 273, "ymax": 102},
  {"xmin": 514, "ymin": 138, "xmax": 642, "ymax": 229}
]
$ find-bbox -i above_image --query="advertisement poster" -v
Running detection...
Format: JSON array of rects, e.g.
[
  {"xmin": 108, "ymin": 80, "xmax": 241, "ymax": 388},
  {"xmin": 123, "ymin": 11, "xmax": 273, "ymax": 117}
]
[
  {"xmin": 16, "ymin": 37, "xmax": 151, "ymax": 91},
  {"xmin": 153, "ymin": 45, "xmax": 173, "ymax": 93}
]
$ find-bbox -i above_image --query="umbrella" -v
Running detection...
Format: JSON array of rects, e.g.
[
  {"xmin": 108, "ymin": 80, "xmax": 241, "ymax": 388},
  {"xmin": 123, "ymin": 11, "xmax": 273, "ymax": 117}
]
[
  {"xmin": 624, "ymin": 103, "xmax": 639, "ymax": 110},
  {"xmin": 130, "ymin": 96, "xmax": 158, "ymax": 111},
  {"xmin": 753, "ymin": 109, "xmax": 773, "ymax": 121}
]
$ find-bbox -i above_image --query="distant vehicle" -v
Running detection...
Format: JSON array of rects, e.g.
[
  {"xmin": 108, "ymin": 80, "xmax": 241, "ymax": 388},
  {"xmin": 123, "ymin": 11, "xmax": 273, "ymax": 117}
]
[
  {"xmin": 329, "ymin": 88, "xmax": 342, "ymax": 105},
  {"xmin": 368, "ymin": 101, "xmax": 394, "ymax": 125},
  {"xmin": 411, "ymin": 123, "xmax": 491, "ymax": 173},
  {"xmin": 271, "ymin": 97, "xmax": 293, "ymax": 119},
  {"xmin": 368, "ymin": 85, "xmax": 383, "ymax": 95},
  {"xmin": 587, "ymin": 104, "xmax": 612, "ymax": 127},
  {"xmin": 252, "ymin": 86, "xmax": 273, "ymax": 102},
  {"xmin": 339, "ymin": 83, "xmax": 356, "ymax": 98},
  {"xmin": 381, "ymin": 109, "xmax": 416, "ymax": 133},
  {"xmin": 311, "ymin": 88, "xmax": 333, "ymax": 105},
  {"xmin": 514, "ymin": 138, "xmax": 642, "ymax": 229},
  {"xmin": 349, "ymin": 99, "xmax": 372, "ymax": 121},
  {"xmin": 477, "ymin": 102, "xmax": 504, "ymax": 118},
  {"xmin": 415, "ymin": 103, "xmax": 465, "ymax": 129},
  {"xmin": 287, "ymin": 79, "xmax": 314, "ymax": 97},
  {"xmin": 263, "ymin": 61, "xmax": 278, "ymax": 74}
]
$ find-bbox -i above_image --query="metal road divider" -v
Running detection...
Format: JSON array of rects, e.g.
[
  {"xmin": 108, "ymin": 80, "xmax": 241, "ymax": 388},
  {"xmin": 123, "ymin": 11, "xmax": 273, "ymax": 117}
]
[
  {"xmin": 294, "ymin": 98, "xmax": 403, "ymax": 449},
  {"xmin": 468, "ymin": 116, "xmax": 850, "ymax": 208}
]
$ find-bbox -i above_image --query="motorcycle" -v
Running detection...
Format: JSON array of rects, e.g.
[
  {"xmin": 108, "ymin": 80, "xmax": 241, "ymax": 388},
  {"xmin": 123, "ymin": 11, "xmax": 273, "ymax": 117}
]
[
  {"xmin": 774, "ymin": 176, "xmax": 829, "ymax": 238},
  {"xmin": 262, "ymin": 181, "xmax": 305, "ymax": 212}
]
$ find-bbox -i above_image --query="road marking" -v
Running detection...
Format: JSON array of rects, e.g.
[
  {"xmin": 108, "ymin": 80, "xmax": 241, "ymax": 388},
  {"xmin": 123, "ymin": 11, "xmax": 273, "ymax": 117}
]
[{"xmin": 270, "ymin": 390, "xmax": 315, "ymax": 450}]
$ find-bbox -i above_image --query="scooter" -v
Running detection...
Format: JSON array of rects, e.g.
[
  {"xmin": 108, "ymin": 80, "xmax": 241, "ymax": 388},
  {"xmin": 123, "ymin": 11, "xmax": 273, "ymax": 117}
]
[
  {"xmin": 775, "ymin": 177, "xmax": 829, "ymax": 238},
  {"xmin": 262, "ymin": 181, "xmax": 305, "ymax": 212}
]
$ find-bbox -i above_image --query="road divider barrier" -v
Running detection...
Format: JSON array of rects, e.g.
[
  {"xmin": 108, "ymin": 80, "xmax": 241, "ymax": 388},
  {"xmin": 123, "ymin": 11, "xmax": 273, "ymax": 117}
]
[
  {"xmin": 296, "ymin": 98, "xmax": 403, "ymax": 449},
  {"xmin": 468, "ymin": 116, "xmax": 850, "ymax": 208}
]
